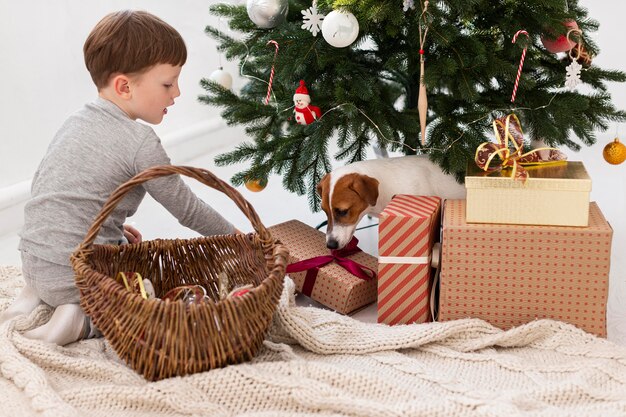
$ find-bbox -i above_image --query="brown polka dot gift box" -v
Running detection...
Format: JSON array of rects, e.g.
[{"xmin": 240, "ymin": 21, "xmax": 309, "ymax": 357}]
[
  {"xmin": 439, "ymin": 199, "xmax": 612, "ymax": 337},
  {"xmin": 268, "ymin": 220, "xmax": 378, "ymax": 314},
  {"xmin": 377, "ymin": 195, "xmax": 441, "ymax": 325}
]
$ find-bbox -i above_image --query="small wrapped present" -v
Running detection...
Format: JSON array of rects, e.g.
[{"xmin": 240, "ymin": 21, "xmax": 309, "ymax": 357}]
[
  {"xmin": 268, "ymin": 220, "xmax": 377, "ymax": 314},
  {"xmin": 439, "ymin": 199, "xmax": 612, "ymax": 337},
  {"xmin": 466, "ymin": 161, "xmax": 592, "ymax": 226},
  {"xmin": 377, "ymin": 195, "xmax": 441, "ymax": 325},
  {"xmin": 467, "ymin": 113, "xmax": 590, "ymax": 226}
]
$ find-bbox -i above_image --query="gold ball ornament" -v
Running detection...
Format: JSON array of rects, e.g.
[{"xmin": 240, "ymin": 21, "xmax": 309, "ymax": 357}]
[
  {"xmin": 603, "ymin": 138, "xmax": 626, "ymax": 165},
  {"xmin": 244, "ymin": 178, "xmax": 268, "ymax": 192}
]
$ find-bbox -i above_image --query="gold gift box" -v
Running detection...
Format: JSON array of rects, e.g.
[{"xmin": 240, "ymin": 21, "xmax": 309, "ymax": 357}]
[{"xmin": 465, "ymin": 161, "xmax": 592, "ymax": 226}]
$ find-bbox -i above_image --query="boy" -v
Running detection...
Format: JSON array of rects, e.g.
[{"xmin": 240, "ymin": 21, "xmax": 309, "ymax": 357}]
[{"xmin": 0, "ymin": 10, "xmax": 236, "ymax": 345}]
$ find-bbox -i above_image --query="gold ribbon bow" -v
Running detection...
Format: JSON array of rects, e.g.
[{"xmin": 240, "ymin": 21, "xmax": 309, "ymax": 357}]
[{"xmin": 475, "ymin": 114, "xmax": 567, "ymax": 182}]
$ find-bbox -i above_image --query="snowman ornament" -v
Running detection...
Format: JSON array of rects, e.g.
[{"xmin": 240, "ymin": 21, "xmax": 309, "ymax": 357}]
[{"xmin": 293, "ymin": 80, "xmax": 322, "ymax": 125}]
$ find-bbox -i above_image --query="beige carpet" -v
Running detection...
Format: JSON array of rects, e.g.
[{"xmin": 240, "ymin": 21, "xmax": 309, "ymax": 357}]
[{"xmin": 1, "ymin": 265, "xmax": 626, "ymax": 416}]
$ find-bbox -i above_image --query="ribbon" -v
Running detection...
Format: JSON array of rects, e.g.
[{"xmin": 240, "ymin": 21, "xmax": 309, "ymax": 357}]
[
  {"xmin": 378, "ymin": 255, "xmax": 430, "ymax": 265},
  {"xmin": 116, "ymin": 272, "xmax": 149, "ymax": 299},
  {"xmin": 474, "ymin": 113, "xmax": 567, "ymax": 182},
  {"xmin": 429, "ymin": 242, "xmax": 441, "ymax": 321},
  {"xmin": 286, "ymin": 236, "xmax": 376, "ymax": 297}
]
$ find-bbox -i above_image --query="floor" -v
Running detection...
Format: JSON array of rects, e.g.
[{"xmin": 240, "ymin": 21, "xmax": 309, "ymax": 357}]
[{"xmin": 1, "ymin": 136, "xmax": 624, "ymax": 343}]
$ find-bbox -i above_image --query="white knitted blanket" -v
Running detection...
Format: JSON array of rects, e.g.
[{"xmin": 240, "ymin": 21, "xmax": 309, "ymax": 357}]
[{"xmin": 1, "ymin": 265, "xmax": 626, "ymax": 417}]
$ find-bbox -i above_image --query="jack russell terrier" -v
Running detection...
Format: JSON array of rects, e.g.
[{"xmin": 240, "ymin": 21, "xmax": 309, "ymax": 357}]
[{"xmin": 317, "ymin": 155, "xmax": 466, "ymax": 250}]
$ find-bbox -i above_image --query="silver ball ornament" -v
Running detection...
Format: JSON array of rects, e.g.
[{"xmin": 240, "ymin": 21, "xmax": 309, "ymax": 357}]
[
  {"xmin": 209, "ymin": 68, "xmax": 233, "ymax": 90},
  {"xmin": 246, "ymin": 0, "xmax": 289, "ymax": 29},
  {"xmin": 321, "ymin": 10, "xmax": 359, "ymax": 48}
]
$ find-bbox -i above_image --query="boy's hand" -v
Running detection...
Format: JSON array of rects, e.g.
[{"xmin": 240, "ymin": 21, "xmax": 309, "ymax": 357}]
[{"xmin": 123, "ymin": 224, "xmax": 142, "ymax": 244}]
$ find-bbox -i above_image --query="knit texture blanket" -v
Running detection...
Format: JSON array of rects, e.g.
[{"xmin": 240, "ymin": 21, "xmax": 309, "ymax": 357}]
[{"xmin": 1, "ymin": 265, "xmax": 626, "ymax": 417}]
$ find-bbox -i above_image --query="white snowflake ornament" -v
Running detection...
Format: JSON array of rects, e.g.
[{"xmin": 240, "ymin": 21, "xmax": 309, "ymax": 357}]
[
  {"xmin": 565, "ymin": 59, "xmax": 582, "ymax": 90},
  {"xmin": 403, "ymin": 0, "xmax": 415, "ymax": 12},
  {"xmin": 301, "ymin": 3, "xmax": 324, "ymax": 36}
]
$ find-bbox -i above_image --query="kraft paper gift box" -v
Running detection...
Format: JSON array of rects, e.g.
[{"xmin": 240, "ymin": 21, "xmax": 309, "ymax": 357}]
[
  {"xmin": 439, "ymin": 199, "xmax": 612, "ymax": 337},
  {"xmin": 377, "ymin": 195, "xmax": 441, "ymax": 325},
  {"xmin": 268, "ymin": 219, "xmax": 377, "ymax": 315},
  {"xmin": 465, "ymin": 161, "xmax": 592, "ymax": 227}
]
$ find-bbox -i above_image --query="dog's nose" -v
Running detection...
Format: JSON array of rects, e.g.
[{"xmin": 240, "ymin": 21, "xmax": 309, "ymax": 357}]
[{"xmin": 326, "ymin": 239, "xmax": 339, "ymax": 250}]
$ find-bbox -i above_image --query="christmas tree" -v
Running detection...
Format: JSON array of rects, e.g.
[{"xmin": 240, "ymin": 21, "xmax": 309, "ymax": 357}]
[{"xmin": 199, "ymin": 0, "xmax": 626, "ymax": 209}]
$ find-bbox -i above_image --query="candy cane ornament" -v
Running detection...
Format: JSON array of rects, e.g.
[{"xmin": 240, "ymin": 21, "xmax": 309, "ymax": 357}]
[
  {"xmin": 511, "ymin": 30, "xmax": 529, "ymax": 103},
  {"xmin": 265, "ymin": 40, "xmax": 279, "ymax": 105}
]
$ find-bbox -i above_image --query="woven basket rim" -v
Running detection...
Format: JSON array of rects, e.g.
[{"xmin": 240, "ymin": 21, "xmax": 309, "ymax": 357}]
[{"xmin": 73, "ymin": 233, "xmax": 287, "ymax": 306}]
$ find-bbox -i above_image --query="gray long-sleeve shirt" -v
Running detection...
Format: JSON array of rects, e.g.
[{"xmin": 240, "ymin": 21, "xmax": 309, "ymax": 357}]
[{"xmin": 19, "ymin": 97, "xmax": 234, "ymax": 266}]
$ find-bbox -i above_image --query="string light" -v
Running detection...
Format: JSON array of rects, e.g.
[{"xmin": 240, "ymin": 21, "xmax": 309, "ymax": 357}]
[{"xmin": 306, "ymin": 92, "xmax": 560, "ymax": 154}]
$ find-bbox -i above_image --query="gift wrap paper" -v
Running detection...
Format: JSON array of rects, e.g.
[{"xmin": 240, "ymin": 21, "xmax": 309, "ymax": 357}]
[
  {"xmin": 269, "ymin": 220, "xmax": 377, "ymax": 314},
  {"xmin": 439, "ymin": 199, "xmax": 612, "ymax": 337},
  {"xmin": 378, "ymin": 195, "xmax": 441, "ymax": 325},
  {"xmin": 465, "ymin": 161, "xmax": 592, "ymax": 226}
]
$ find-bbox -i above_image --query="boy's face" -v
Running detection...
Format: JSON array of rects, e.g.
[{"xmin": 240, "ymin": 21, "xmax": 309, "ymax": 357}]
[{"xmin": 127, "ymin": 64, "xmax": 182, "ymax": 125}]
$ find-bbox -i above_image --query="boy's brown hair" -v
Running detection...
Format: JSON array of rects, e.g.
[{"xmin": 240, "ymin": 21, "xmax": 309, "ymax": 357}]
[{"xmin": 84, "ymin": 10, "xmax": 187, "ymax": 89}]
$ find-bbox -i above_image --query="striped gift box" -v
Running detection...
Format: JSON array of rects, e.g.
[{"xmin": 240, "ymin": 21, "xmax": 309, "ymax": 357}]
[{"xmin": 377, "ymin": 195, "xmax": 441, "ymax": 325}]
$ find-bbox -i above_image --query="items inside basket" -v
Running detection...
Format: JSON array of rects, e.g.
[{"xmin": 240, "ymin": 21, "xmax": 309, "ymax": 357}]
[{"xmin": 89, "ymin": 233, "xmax": 268, "ymax": 303}]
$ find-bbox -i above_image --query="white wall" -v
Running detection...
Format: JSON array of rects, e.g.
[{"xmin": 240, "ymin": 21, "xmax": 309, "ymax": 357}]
[{"xmin": 0, "ymin": 0, "xmax": 240, "ymax": 189}]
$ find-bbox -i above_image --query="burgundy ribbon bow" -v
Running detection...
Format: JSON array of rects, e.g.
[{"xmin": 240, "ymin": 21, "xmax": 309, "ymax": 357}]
[{"xmin": 286, "ymin": 237, "xmax": 377, "ymax": 297}]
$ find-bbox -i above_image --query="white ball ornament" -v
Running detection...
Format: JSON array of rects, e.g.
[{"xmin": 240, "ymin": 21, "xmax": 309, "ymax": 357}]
[
  {"xmin": 209, "ymin": 68, "xmax": 233, "ymax": 90},
  {"xmin": 246, "ymin": 0, "xmax": 289, "ymax": 29},
  {"xmin": 321, "ymin": 10, "xmax": 359, "ymax": 48}
]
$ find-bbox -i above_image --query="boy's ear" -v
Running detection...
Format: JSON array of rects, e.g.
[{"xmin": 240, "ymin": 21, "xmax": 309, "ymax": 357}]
[{"xmin": 112, "ymin": 74, "xmax": 131, "ymax": 99}]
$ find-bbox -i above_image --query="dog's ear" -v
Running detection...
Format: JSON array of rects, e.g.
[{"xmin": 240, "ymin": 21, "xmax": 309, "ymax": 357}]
[
  {"xmin": 351, "ymin": 174, "xmax": 379, "ymax": 207},
  {"xmin": 317, "ymin": 174, "xmax": 330, "ymax": 197}
]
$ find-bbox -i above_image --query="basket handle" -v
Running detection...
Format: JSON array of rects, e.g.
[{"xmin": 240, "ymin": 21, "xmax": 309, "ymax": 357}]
[{"xmin": 79, "ymin": 165, "xmax": 274, "ymax": 250}]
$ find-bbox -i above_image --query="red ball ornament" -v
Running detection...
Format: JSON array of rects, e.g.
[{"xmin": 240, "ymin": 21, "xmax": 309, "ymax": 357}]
[{"xmin": 541, "ymin": 20, "xmax": 579, "ymax": 54}]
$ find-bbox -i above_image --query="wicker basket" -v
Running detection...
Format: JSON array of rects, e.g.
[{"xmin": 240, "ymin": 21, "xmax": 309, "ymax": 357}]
[{"xmin": 71, "ymin": 166, "xmax": 288, "ymax": 381}]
